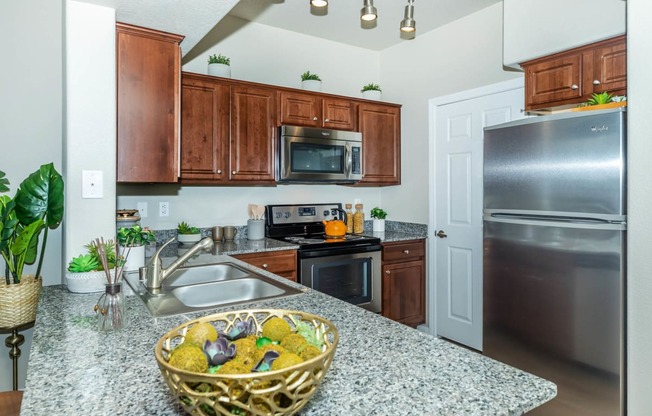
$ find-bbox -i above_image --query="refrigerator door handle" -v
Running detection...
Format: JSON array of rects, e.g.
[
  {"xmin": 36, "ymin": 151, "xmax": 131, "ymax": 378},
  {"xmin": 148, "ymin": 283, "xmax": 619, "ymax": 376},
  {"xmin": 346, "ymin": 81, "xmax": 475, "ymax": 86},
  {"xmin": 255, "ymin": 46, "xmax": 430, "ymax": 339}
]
[{"xmin": 484, "ymin": 213, "xmax": 626, "ymax": 230}]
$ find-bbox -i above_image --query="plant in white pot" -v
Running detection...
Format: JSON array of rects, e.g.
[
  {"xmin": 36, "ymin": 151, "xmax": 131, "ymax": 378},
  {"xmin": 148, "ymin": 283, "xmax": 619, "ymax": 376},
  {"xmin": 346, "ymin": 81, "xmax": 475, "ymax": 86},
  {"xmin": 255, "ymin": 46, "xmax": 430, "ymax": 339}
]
[
  {"xmin": 361, "ymin": 83, "xmax": 382, "ymax": 100},
  {"xmin": 177, "ymin": 221, "xmax": 201, "ymax": 245},
  {"xmin": 370, "ymin": 207, "xmax": 387, "ymax": 233},
  {"xmin": 65, "ymin": 239, "xmax": 117, "ymax": 293},
  {"xmin": 117, "ymin": 225, "xmax": 155, "ymax": 271},
  {"xmin": 0, "ymin": 163, "xmax": 64, "ymax": 328},
  {"xmin": 301, "ymin": 71, "xmax": 322, "ymax": 91},
  {"xmin": 207, "ymin": 53, "xmax": 231, "ymax": 78}
]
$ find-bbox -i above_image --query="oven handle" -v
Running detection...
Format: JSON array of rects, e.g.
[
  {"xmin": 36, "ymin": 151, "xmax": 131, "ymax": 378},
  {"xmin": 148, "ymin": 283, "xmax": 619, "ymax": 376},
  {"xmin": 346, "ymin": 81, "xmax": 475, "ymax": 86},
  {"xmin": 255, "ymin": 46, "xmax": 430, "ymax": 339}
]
[{"xmin": 298, "ymin": 244, "xmax": 382, "ymax": 259}]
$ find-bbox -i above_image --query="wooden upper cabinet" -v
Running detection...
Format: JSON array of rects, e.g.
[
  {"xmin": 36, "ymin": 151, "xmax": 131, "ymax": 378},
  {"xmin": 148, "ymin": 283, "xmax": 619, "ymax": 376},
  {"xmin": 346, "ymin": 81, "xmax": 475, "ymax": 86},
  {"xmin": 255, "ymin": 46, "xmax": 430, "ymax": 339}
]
[
  {"xmin": 279, "ymin": 91, "xmax": 355, "ymax": 130},
  {"xmin": 180, "ymin": 74, "xmax": 230, "ymax": 183},
  {"xmin": 116, "ymin": 23, "xmax": 184, "ymax": 183},
  {"xmin": 523, "ymin": 35, "xmax": 626, "ymax": 111},
  {"xmin": 230, "ymin": 85, "xmax": 277, "ymax": 183},
  {"xmin": 357, "ymin": 103, "xmax": 401, "ymax": 186}
]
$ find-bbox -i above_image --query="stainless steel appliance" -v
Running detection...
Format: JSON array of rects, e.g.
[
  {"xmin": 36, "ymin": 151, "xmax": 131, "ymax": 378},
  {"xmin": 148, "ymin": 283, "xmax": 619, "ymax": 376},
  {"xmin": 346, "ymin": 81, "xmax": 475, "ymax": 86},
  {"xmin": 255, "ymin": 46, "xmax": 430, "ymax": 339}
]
[
  {"xmin": 265, "ymin": 203, "xmax": 382, "ymax": 312},
  {"xmin": 277, "ymin": 125, "xmax": 363, "ymax": 184},
  {"xmin": 483, "ymin": 108, "xmax": 626, "ymax": 416}
]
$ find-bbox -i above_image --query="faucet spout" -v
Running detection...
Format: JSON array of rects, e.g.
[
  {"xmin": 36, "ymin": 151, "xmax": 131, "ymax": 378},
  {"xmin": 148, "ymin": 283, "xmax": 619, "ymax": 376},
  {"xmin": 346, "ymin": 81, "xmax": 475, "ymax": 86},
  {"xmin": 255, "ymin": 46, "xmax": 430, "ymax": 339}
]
[{"xmin": 143, "ymin": 237, "xmax": 214, "ymax": 291}]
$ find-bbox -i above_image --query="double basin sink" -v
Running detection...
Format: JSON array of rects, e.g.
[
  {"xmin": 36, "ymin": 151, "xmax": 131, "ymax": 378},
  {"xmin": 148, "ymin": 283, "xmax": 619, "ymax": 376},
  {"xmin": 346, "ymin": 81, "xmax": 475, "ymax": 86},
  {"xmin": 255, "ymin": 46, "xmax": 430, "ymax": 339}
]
[{"xmin": 124, "ymin": 262, "xmax": 303, "ymax": 317}]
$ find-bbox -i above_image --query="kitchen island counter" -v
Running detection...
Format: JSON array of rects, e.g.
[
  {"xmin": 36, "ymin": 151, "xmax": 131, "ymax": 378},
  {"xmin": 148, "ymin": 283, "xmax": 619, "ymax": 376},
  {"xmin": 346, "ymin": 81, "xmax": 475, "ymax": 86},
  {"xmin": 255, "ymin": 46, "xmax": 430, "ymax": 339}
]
[{"xmin": 23, "ymin": 255, "xmax": 555, "ymax": 415}]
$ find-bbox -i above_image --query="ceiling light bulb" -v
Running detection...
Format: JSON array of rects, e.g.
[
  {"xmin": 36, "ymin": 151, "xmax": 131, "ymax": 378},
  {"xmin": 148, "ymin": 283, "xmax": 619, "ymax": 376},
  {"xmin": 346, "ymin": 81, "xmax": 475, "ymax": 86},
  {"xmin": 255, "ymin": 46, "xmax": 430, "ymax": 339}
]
[
  {"xmin": 360, "ymin": 0, "xmax": 377, "ymax": 22},
  {"xmin": 400, "ymin": 0, "xmax": 416, "ymax": 33},
  {"xmin": 311, "ymin": 0, "xmax": 328, "ymax": 7}
]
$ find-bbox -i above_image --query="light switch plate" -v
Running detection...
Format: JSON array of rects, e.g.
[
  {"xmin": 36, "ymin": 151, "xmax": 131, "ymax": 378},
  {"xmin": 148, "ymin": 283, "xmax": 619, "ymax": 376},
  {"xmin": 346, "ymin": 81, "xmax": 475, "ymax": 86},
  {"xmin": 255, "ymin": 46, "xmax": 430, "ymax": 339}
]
[{"xmin": 82, "ymin": 170, "xmax": 103, "ymax": 199}]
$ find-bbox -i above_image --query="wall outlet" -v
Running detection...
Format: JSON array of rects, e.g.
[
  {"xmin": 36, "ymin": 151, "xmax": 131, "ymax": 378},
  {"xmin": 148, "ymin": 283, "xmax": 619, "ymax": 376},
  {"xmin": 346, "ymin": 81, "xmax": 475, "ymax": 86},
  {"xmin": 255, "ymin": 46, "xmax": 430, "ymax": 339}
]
[
  {"xmin": 159, "ymin": 202, "xmax": 169, "ymax": 217},
  {"xmin": 137, "ymin": 202, "xmax": 148, "ymax": 218}
]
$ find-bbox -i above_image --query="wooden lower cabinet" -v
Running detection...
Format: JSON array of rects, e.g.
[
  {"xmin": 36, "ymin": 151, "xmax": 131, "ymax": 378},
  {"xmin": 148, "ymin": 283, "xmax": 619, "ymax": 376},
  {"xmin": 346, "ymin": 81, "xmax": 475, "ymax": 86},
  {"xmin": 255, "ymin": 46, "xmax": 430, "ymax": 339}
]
[
  {"xmin": 233, "ymin": 250, "xmax": 297, "ymax": 282},
  {"xmin": 381, "ymin": 239, "xmax": 426, "ymax": 327}
]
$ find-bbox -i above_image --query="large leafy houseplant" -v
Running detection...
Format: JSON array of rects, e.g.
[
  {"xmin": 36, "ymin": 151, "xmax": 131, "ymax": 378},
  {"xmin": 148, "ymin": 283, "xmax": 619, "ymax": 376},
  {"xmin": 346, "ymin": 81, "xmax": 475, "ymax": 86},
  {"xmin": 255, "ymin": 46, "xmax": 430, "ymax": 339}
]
[{"xmin": 0, "ymin": 163, "xmax": 64, "ymax": 284}]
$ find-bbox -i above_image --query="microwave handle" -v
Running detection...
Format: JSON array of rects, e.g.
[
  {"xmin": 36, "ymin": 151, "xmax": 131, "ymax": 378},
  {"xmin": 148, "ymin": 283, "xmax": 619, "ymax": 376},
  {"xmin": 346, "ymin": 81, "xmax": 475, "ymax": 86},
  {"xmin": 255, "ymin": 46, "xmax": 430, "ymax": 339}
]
[{"xmin": 345, "ymin": 144, "xmax": 353, "ymax": 177}]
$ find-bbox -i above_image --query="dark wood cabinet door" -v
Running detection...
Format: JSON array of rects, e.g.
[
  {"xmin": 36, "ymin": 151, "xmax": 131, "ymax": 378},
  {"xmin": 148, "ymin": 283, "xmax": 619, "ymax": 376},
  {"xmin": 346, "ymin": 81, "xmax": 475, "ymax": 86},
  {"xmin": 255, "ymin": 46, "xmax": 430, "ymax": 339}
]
[
  {"xmin": 233, "ymin": 250, "xmax": 297, "ymax": 282},
  {"xmin": 180, "ymin": 76, "xmax": 229, "ymax": 183},
  {"xmin": 357, "ymin": 103, "xmax": 401, "ymax": 185},
  {"xmin": 524, "ymin": 53, "xmax": 583, "ymax": 109},
  {"xmin": 116, "ymin": 23, "xmax": 183, "ymax": 183},
  {"xmin": 230, "ymin": 86, "xmax": 277, "ymax": 183},
  {"xmin": 279, "ymin": 91, "xmax": 320, "ymax": 127},
  {"xmin": 322, "ymin": 98, "xmax": 355, "ymax": 130},
  {"xmin": 593, "ymin": 37, "xmax": 627, "ymax": 95},
  {"xmin": 382, "ymin": 260, "xmax": 426, "ymax": 327}
]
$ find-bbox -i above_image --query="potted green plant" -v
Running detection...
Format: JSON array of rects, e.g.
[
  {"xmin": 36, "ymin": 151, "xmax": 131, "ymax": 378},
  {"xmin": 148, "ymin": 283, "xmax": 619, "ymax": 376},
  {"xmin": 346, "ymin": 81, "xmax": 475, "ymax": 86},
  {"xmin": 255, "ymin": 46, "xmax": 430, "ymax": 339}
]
[
  {"xmin": 177, "ymin": 221, "xmax": 202, "ymax": 245},
  {"xmin": 0, "ymin": 163, "xmax": 64, "ymax": 328},
  {"xmin": 301, "ymin": 71, "xmax": 322, "ymax": 91},
  {"xmin": 65, "ymin": 239, "xmax": 118, "ymax": 293},
  {"xmin": 370, "ymin": 207, "xmax": 387, "ymax": 232},
  {"xmin": 361, "ymin": 83, "xmax": 382, "ymax": 100},
  {"xmin": 117, "ymin": 225, "xmax": 156, "ymax": 271},
  {"xmin": 208, "ymin": 53, "xmax": 231, "ymax": 78}
]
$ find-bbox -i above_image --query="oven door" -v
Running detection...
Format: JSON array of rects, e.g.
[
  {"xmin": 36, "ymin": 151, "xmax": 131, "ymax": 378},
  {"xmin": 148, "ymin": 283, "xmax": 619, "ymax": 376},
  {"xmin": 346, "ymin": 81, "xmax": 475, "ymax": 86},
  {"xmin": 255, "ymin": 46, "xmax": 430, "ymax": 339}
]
[
  {"xmin": 299, "ymin": 246, "xmax": 381, "ymax": 313},
  {"xmin": 278, "ymin": 135, "xmax": 362, "ymax": 183}
]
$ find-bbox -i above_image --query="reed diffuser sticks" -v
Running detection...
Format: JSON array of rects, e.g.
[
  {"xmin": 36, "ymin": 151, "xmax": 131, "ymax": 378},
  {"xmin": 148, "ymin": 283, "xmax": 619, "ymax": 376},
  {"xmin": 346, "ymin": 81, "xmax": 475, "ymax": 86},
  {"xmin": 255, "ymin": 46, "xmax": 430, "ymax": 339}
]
[{"xmin": 93, "ymin": 237, "xmax": 130, "ymax": 331}]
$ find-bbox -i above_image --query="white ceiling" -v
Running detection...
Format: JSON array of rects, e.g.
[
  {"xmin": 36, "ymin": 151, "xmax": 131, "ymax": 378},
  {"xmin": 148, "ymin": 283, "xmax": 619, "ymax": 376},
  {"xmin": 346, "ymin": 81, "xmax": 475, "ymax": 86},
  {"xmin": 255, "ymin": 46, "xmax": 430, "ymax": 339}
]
[{"xmin": 80, "ymin": 0, "xmax": 501, "ymax": 54}]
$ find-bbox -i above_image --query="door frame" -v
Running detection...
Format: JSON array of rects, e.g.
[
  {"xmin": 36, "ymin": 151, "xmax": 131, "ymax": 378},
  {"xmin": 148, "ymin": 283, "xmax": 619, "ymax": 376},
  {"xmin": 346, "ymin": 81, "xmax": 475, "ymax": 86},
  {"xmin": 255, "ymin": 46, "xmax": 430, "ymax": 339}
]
[{"xmin": 425, "ymin": 77, "xmax": 524, "ymax": 336}]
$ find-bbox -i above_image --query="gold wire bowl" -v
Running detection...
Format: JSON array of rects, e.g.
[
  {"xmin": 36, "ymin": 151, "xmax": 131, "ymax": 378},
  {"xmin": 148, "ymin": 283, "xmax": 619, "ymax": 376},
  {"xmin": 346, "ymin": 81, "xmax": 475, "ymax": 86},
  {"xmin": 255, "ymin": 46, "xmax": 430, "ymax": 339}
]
[{"xmin": 155, "ymin": 309, "xmax": 339, "ymax": 416}]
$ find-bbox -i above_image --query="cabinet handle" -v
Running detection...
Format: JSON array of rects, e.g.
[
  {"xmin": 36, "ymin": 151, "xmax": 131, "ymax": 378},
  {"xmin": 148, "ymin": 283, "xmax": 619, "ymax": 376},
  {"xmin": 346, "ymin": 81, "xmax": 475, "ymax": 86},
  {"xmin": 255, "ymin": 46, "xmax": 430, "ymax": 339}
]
[
  {"xmin": 385, "ymin": 270, "xmax": 391, "ymax": 275},
  {"xmin": 403, "ymin": 249, "xmax": 410, "ymax": 254},
  {"xmin": 313, "ymin": 116, "xmax": 318, "ymax": 121},
  {"xmin": 570, "ymin": 84, "xmax": 579, "ymax": 90},
  {"xmin": 217, "ymin": 169, "xmax": 222, "ymax": 174},
  {"xmin": 232, "ymin": 171, "xmax": 237, "ymax": 175},
  {"xmin": 324, "ymin": 118, "xmax": 330, "ymax": 122},
  {"xmin": 262, "ymin": 263, "xmax": 268, "ymax": 269},
  {"xmin": 593, "ymin": 79, "xmax": 601, "ymax": 85}
]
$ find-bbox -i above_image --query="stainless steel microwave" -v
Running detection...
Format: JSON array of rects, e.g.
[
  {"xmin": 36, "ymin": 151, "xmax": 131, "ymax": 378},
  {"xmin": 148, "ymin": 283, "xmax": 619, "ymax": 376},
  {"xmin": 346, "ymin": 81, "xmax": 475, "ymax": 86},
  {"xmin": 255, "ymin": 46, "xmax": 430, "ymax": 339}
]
[{"xmin": 277, "ymin": 125, "xmax": 363, "ymax": 184}]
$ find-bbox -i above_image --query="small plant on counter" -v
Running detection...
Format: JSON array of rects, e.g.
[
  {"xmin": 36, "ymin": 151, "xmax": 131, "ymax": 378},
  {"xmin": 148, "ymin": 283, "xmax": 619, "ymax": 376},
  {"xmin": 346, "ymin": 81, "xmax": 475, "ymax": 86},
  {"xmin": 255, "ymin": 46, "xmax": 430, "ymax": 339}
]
[
  {"xmin": 208, "ymin": 53, "xmax": 230, "ymax": 66},
  {"xmin": 578, "ymin": 91, "xmax": 614, "ymax": 107},
  {"xmin": 117, "ymin": 225, "xmax": 156, "ymax": 247},
  {"xmin": 301, "ymin": 71, "xmax": 321, "ymax": 82},
  {"xmin": 370, "ymin": 207, "xmax": 387, "ymax": 220},
  {"xmin": 67, "ymin": 239, "xmax": 118, "ymax": 272},
  {"xmin": 361, "ymin": 83, "xmax": 382, "ymax": 93},
  {"xmin": 177, "ymin": 221, "xmax": 201, "ymax": 235}
]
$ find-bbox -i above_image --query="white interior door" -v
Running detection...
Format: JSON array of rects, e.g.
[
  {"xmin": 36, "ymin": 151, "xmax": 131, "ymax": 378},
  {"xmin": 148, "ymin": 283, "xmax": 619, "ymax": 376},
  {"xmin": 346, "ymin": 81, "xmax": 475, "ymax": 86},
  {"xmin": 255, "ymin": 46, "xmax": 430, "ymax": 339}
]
[{"xmin": 433, "ymin": 86, "xmax": 524, "ymax": 351}]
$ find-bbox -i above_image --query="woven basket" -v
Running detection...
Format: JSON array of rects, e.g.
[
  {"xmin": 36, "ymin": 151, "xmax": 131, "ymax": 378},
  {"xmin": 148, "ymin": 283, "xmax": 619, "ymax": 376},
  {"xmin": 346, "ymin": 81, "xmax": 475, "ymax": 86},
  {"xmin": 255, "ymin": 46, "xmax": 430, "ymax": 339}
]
[
  {"xmin": 155, "ymin": 309, "xmax": 339, "ymax": 416},
  {"xmin": 0, "ymin": 275, "xmax": 42, "ymax": 329}
]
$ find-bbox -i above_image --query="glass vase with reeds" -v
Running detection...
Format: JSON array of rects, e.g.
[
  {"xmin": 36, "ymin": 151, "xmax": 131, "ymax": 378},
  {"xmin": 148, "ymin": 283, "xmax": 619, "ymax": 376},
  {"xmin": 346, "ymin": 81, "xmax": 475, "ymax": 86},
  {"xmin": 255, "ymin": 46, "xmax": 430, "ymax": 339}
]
[{"xmin": 92, "ymin": 238, "xmax": 130, "ymax": 331}]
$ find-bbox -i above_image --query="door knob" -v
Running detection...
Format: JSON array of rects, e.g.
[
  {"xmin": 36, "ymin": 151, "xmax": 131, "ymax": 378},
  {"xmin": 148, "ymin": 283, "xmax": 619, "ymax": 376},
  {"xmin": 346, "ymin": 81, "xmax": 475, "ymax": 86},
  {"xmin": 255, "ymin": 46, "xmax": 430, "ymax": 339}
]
[{"xmin": 436, "ymin": 230, "xmax": 447, "ymax": 238}]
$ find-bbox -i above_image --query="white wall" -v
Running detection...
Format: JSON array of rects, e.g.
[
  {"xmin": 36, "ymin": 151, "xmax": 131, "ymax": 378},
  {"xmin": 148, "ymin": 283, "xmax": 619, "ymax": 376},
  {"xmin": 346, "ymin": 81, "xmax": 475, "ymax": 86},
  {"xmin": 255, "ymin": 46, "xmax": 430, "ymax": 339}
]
[
  {"xmin": 0, "ymin": 0, "xmax": 63, "ymax": 391},
  {"xmin": 65, "ymin": 0, "xmax": 117, "ymax": 266},
  {"xmin": 378, "ymin": 3, "xmax": 520, "ymax": 224},
  {"xmin": 626, "ymin": 0, "xmax": 652, "ymax": 412},
  {"xmin": 119, "ymin": 17, "xmax": 384, "ymax": 229},
  {"xmin": 503, "ymin": 0, "xmax": 626, "ymax": 68}
]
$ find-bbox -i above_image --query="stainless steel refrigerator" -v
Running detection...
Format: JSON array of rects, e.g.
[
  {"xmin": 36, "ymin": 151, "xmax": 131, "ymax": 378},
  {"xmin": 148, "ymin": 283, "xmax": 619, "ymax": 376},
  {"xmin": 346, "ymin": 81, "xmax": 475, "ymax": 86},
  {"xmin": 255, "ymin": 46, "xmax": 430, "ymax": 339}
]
[{"xmin": 482, "ymin": 108, "xmax": 626, "ymax": 416}]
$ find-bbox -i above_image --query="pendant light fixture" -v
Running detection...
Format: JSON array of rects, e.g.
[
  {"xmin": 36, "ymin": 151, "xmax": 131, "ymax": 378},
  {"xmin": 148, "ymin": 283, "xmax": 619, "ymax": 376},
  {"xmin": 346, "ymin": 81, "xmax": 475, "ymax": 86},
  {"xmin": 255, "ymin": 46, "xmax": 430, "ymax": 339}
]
[
  {"xmin": 400, "ymin": 0, "xmax": 416, "ymax": 33},
  {"xmin": 311, "ymin": 0, "xmax": 328, "ymax": 7},
  {"xmin": 360, "ymin": 0, "xmax": 378, "ymax": 22}
]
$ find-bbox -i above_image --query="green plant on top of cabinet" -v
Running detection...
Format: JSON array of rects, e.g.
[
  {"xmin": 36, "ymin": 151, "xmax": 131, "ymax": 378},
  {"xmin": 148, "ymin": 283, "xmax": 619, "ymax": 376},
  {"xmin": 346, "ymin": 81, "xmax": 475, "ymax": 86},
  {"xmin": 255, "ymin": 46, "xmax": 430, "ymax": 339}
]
[{"xmin": 116, "ymin": 23, "xmax": 184, "ymax": 183}]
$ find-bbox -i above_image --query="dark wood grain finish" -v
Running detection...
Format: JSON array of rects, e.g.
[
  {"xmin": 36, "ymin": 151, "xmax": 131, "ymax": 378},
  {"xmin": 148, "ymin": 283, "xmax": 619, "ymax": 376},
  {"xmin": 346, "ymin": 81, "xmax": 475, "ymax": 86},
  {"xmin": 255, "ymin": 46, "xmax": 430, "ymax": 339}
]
[
  {"xmin": 116, "ymin": 23, "xmax": 183, "ymax": 183},
  {"xmin": 233, "ymin": 250, "xmax": 297, "ymax": 282},
  {"xmin": 230, "ymin": 85, "xmax": 277, "ymax": 183},
  {"xmin": 180, "ymin": 76, "xmax": 229, "ymax": 182},
  {"xmin": 382, "ymin": 239, "xmax": 426, "ymax": 328},
  {"xmin": 279, "ymin": 91, "xmax": 320, "ymax": 127},
  {"xmin": 322, "ymin": 98, "xmax": 355, "ymax": 130},
  {"xmin": 523, "ymin": 35, "xmax": 626, "ymax": 111},
  {"xmin": 357, "ymin": 103, "xmax": 401, "ymax": 186}
]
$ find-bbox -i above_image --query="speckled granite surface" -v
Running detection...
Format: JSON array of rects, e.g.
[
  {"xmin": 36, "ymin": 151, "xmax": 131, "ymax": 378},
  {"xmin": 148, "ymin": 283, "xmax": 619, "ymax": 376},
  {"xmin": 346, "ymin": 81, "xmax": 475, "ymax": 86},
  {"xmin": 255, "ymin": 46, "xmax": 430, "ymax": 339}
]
[{"xmin": 23, "ymin": 256, "xmax": 555, "ymax": 416}]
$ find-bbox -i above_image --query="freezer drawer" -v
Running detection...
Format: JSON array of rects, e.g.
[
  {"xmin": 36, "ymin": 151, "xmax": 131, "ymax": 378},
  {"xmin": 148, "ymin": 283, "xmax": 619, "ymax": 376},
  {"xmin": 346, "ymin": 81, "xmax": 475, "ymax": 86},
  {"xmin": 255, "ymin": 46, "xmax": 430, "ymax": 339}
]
[{"xmin": 483, "ymin": 219, "xmax": 624, "ymax": 415}]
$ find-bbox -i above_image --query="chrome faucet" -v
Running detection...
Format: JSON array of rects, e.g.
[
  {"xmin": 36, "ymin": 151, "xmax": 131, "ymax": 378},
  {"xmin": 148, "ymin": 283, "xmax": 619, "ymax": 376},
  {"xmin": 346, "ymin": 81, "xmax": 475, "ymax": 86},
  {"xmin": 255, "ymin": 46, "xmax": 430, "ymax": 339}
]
[{"xmin": 142, "ymin": 237, "xmax": 214, "ymax": 291}]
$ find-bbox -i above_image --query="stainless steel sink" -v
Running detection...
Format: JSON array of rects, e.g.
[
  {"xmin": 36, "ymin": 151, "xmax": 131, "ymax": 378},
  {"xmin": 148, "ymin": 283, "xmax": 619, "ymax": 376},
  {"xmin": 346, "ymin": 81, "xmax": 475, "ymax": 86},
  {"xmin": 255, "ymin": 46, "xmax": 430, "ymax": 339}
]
[{"xmin": 124, "ymin": 262, "xmax": 303, "ymax": 317}]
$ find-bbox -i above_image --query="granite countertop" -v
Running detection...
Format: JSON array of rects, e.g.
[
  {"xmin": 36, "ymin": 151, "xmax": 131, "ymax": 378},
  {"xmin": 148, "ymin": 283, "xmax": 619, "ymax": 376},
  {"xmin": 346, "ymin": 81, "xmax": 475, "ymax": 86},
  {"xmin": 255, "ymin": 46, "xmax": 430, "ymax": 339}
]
[{"xmin": 23, "ymin": 255, "xmax": 555, "ymax": 416}]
